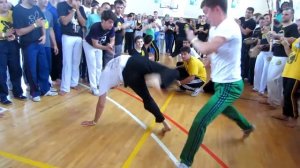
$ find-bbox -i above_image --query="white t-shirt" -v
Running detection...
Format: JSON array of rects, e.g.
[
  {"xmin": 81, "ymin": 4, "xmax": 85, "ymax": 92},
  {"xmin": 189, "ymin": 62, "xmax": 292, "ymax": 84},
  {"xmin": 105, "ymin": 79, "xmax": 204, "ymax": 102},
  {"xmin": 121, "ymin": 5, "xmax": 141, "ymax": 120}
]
[
  {"xmin": 98, "ymin": 55, "xmax": 131, "ymax": 96},
  {"xmin": 208, "ymin": 17, "xmax": 242, "ymax": 83},
  {"xmin": 191, "ymin": 48, "xmax": 200, "ymax": 59},
  {"xmin": 154, "ymin": 18, "xmax": 162, "ymax": 32}
]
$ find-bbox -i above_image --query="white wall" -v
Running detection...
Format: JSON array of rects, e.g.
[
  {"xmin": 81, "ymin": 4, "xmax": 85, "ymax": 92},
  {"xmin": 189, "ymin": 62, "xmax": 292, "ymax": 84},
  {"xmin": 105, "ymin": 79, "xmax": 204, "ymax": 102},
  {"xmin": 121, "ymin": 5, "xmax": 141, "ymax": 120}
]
[{"xmin": 8, "ymin": 0, "xmax": 300, "ymax": 19}]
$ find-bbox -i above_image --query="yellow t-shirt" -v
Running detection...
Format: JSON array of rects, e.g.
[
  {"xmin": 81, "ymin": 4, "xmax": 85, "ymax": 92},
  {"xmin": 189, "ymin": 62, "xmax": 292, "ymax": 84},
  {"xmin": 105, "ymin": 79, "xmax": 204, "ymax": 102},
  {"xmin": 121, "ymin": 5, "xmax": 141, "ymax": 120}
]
[
  {"xmin": 282, "ymin": 38, "xmax": 300, "ymax": 80},
  {"xmin": 0, "ymin": 10, "xmax": 13, "ymax": 33},
  {"xmin": 183, "ymin": 56, "xmax": 207, "ymax": 82}
]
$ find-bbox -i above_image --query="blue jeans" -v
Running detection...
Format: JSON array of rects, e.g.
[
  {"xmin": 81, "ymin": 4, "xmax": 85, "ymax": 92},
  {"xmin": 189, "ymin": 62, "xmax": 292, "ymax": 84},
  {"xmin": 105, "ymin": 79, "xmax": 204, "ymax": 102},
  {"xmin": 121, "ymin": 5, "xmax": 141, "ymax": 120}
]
[
  {"xmin": 114, "ymin": 44, "xmax": 123, "ymax": 58},
  {"xmin": 154, "ymin": 31, "xmax": 160, "ymax": 51},
  {"xmin": 0, "ymin": 40, "xmax": 23, "ymax": 99},
  {"xmin": 22, "ymin": 43, "xmax": 50, "ymax": 97}
]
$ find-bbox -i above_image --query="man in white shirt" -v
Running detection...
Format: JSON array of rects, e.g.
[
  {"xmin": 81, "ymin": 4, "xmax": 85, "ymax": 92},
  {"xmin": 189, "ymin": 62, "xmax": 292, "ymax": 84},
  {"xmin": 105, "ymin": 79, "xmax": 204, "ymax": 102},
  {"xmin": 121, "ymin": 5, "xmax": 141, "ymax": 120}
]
[
  {"xmin": 153, "ymin": 11, "xmax": 162, "ymax": 51},
  {"xmin": 81, "ymin": 55, "xmax": 179, "ymax": 133},
  {"xmin": 178, "ymin": 0, "xmax": 254, "ymax": 167}
]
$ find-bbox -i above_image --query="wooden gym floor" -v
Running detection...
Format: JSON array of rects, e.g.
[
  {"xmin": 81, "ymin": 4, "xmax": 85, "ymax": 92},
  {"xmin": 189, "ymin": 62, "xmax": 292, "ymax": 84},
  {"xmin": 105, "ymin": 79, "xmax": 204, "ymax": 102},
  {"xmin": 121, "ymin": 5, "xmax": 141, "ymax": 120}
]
[{"xmin": 0, "ymin": 56, "xmax": 299, "ymax": 168}]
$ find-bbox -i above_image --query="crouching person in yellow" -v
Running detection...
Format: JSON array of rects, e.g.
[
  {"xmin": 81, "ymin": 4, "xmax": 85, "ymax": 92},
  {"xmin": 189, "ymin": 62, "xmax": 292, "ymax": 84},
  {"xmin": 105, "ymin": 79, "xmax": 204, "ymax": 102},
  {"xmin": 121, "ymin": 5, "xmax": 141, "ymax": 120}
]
[{"xmin": 176, "ymin": 46, "xmax": 207, "ymax": 96}]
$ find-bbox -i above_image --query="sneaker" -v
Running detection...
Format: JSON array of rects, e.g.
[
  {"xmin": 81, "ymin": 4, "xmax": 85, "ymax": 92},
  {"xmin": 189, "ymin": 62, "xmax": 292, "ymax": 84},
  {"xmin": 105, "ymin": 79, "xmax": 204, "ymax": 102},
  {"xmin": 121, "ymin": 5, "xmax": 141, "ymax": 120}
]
[
  {"xmin": 191, "ymin": 88, "xmax": 201, "ymax": 97},
  {"xmin": 14, "ymin": 95, "xmax": 27, "ymax": 100},
  {"xmin": 178, "ymin": 163, "xmax": 190, "ymax": 168},
  {"xmin": 50, "ymin": 87, "xmax": 58, "ymax": 92},
  {"xmin": 44, "ymin": 90, "xmax": 58, "ymax": 96},
  {"xmin": 243, "ymin": 125, "xmax": 255, "ymax": 138},
  {"xmin": 0, "ymin": 98, "xmax": 12, "ymax": 105},
  {"xmin": 32, "ymin": 96, "xmax": 41, "ymax": 102},
  {"xmin": 91, "ymin": 88, "xmax": 100, "ymax": 96}
]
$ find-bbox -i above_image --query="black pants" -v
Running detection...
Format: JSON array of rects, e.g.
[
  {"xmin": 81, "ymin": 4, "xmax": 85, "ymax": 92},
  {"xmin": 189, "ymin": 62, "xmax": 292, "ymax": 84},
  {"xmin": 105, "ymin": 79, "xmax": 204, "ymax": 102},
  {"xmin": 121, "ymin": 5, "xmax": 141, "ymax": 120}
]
[
  {"xmin": 122, "ymin": 56, "xmax": 179, "ymax": 122},
  {"xmin": 241, "ymin": 44, "xmax": 250, "ymax": 79},
  {"xmin": 50, "ymin": 42, "xmax": 62, "ymax": 81},
  {"xmin": 171, "ymin": 39, "xmax": 183, "ymax": 57},
  {"xmin": 283, "ymin": 77, "xmax": 299, "ymax": 118},
  {"xmin": 124, "ymin": 32, "xmax": 134, "ymax": 53},
  {"xmin": 248, "ymin": 57, "xmax": 256, "ymax": 85},
  {"xmin": 203, "ymin": 80, "xmax": 215, "ymax": 94},
  {"xmin": 176, "ymin": 63, "xmax": 204, "ymax": 91}
]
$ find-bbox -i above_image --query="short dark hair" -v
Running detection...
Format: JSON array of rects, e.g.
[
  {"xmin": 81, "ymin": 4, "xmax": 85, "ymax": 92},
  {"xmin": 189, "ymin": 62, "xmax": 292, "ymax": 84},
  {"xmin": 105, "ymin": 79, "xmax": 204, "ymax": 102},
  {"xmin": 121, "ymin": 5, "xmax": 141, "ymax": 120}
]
[
  {"xmin": 134, "ymin": 36, "xmax": 143, "ymax": 43},
  {"xmin": 127, "ymin": 13, "xmax": 133, "ymax": 17},
  {"xmin": 180, "ymin": 46, "xmax": 191, "ymax": 53},
  {"xmin": 201, "ymin": 0, "xmax": 227, "ymax": 14},
  {"xmin": 101, "ymin": 2, "xmax": 110, "ymax": 7},
  {"xmin": 144, "ymin": 35, "xmax": 153, "ymax": 44},
  {"xmin": 114, "ymin": 0, "xmax": 124, "ymax": 6},
  {"xmin": 101, "ymin": 10, "xmax": 117, "ymax": 22},
  {"xmin": 283, "ymin": 7, "xmax": 295, "ymax": 15},
  {"xmin": 247, "ymin": 7, "xmax": 254, "ymax": 13}
]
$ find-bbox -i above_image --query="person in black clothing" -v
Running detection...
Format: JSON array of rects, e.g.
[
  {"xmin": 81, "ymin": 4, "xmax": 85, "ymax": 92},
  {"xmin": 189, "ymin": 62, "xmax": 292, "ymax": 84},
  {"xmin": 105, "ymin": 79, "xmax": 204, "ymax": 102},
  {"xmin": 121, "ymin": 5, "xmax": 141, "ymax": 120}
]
[
  {"xmin": 262, "ymin": 7, "xmax": 300, "ymax": 108},
  {"xmin": 164, "ymin": 16, "xmax": 175, "ymax": 56},
  {"xmin": 171, "ymin": 18, "xmax": 190, "ymax": 58},
  {"xmin": 236, "ymin": 7, "xmax": 256, "ymax": 82},
  {"xmin": 195, "ymin": 15, "xmax": 210, "ymax": 42},
  {"xmin": 144, "ymin": 34, "xmax": 159, "ymax": 61},
  {"xmin": 129, "ymin": 35, "xmax": 148, "ymax": 58}
]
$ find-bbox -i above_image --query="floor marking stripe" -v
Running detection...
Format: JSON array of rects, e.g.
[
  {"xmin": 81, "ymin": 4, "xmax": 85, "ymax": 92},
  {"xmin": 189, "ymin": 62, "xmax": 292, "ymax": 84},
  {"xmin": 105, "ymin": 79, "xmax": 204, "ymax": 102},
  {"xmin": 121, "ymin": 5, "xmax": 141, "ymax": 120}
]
[
  {"xmin": 117, "ymin": 88, "xmax": 229, "ymax": 168},
  {"xmin": 0, "ymin": 150, "xmax": 58, "ymax": 168},
  {"xmin": 122, "ymin": 92, "xmax": 175, "ymax": 168}
]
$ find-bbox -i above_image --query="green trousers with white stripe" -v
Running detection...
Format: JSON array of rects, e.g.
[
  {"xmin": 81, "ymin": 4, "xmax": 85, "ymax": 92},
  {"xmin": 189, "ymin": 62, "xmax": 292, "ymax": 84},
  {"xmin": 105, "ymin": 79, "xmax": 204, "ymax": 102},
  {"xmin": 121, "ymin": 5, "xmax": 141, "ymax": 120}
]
[{"xmin": 180, "ymin": 80, "xmax": 252, "ymax": 166}]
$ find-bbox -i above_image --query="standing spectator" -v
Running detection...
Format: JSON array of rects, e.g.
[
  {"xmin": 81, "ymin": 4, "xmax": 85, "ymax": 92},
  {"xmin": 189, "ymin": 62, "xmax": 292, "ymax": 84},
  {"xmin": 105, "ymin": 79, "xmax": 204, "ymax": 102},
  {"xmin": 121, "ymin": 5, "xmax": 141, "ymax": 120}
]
[
  {"xmin": 47, "ymin": 0, "xmax": 62, "ymax": 85},
  {"xmin": 262, "ymin": 8, "xmax": 299, "ymax": 109},
  {"xmin": 134, "ymin": 14, "xmax": 143, "ymax": 38},
  {"xmin": 13, "ymin": 0, "xmax": 57, "ymax": 102},
  {"xmin": 0, "ymin": 0, "xmax": 26, "ymax": 105},
  {"xmin": 38, "ymin": 0, "xmax": 59, "ymax": 88},
  {"xmin": 272, "ymin": 36, "xmax": 299, "ymax": 127},
  {"xmin": 195, "ymin": 15, "xmax": 210, "ymax": 42},
  {"xmin": 83, "ymin": 10, "xmax": 115, "ymax": 96},
  {"xmin": 153, "ymin": 11, "xmax": 162, "ymax": 50},
  {"xmin": 124, "ymin": 13, "xmax": 135, "ymax": 53},
  {"xmin": 85, "ymin": 2, "xmax": 111, "ymax": 31},
  {"xmin": 237, "ymin": 7, "xmax": 256, "ymax": 83},
  {"xmin": 113, "ymin": 0, "xmax": 126, "ymax": 58},
  {"xmin": 57, "ymin": 0, "xmax": 86, "ymax": 95},
  {"xmin": 164, "ymin": 16, "xmax": 175, "ymax": 56}
]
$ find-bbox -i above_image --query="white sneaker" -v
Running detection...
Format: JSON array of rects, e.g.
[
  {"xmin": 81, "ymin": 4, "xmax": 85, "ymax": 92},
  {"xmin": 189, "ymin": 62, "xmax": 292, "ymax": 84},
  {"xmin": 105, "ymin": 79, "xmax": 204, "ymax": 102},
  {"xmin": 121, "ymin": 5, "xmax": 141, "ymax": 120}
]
[
  {"xmin": 178, "ymin": 163, "xmax": 190, "ymax": 168},
  {"xmin": 191, "ymin": 88, "xmax": 201, "ymax": 97},
  {"xmin": 44, "ymin": 90, "xmax": 58, "ymax": 96},
  {"xmin": 91, "ymin": 88, "xmax": 100, "ymax": 96},
  {"xmin": 32, "ymin": 96, "xmax": 41, "ymax": 102},
  {"xmin": 50, "ymin": 87, "xmax": 58, "ymax": 92}
]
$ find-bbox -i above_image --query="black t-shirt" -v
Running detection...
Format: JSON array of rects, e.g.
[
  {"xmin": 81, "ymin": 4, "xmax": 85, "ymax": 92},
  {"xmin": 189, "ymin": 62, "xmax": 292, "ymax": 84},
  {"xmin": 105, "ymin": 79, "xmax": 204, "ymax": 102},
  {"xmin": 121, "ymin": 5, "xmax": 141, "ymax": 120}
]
[
  {"xmin": 129, "ymin": 47, "xmax": 148, "ymax": 58},
  {"xmin": 176, "ymin": 22, "xmax": 190, "ymax": 41},
  {"xmin": 114, "ymin": 16, "xmax": 125, "ymax": 45},
  {"xmin": 85, "ymin": 22, "xmax": 115, "ymax": 46},
  {"xmin": 165, "ymin": 21, "xmax": 175, "ymax": 35},
  {"xmin": 135, "ymin": 20, "xmax": 143, "ymax": 31},
  {"xmin": 196, "ymin": 23, "xmax": 210, "ymax": 41},
  {"xmin": 13, "ymin": 5, "xmax": 45, "ymax": 47},
  {"xmin": 273, "ymin": 23, "xmax": 300, "ymax": 57},
  {"xmin": 239, "ymin": 17, "xmax": 256, "ymax": 40},
  {"xmin": 57, "ymin": 1, "xmax": 87, "ymax": 37}
]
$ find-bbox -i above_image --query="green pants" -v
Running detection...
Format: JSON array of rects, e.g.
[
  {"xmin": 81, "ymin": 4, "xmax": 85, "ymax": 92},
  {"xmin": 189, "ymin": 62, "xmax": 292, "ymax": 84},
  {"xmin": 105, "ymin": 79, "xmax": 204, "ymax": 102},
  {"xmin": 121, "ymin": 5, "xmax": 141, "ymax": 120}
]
[{"xmin": 180, "ymin": 80, "xmax": 252, "ymax": 166}]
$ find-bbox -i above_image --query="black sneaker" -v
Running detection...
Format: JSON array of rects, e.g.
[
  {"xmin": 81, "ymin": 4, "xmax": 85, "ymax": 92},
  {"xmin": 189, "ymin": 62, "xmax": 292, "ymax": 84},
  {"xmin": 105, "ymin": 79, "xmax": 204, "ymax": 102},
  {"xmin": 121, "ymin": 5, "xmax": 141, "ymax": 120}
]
[
  {"xmin": 243, "ymin": 125, "xmax": 256, "ymax": 138},
  {"xmin": 15, "ymin": 95, "xmax": 27, "ymax": 100},
  {"xmin": 0, "ymin": 98, "xmax": 12, "ymax": 105}
]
